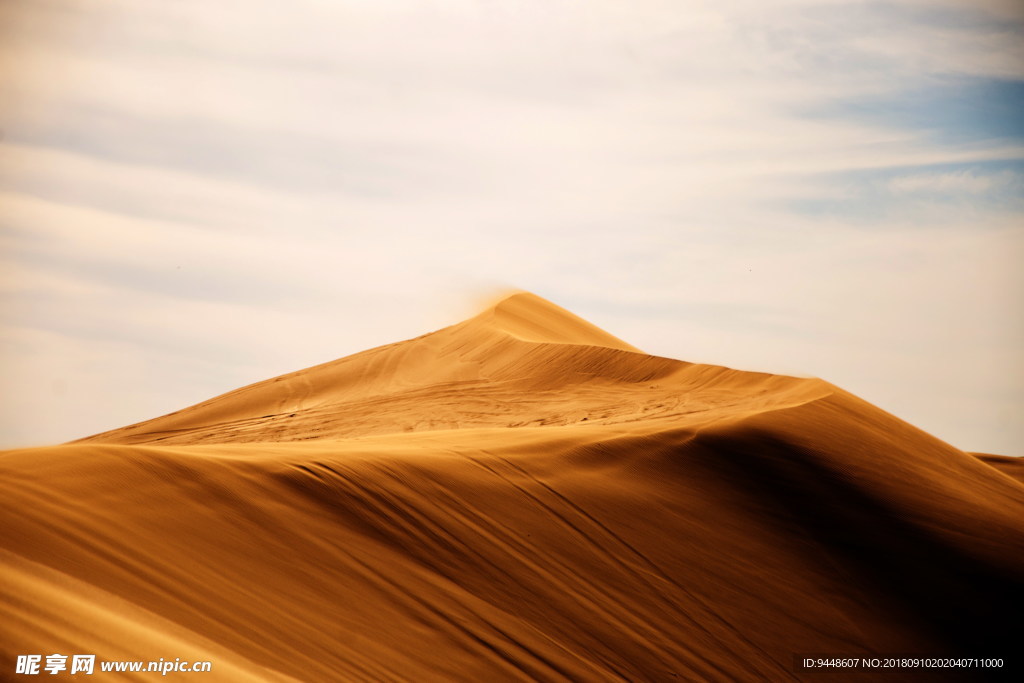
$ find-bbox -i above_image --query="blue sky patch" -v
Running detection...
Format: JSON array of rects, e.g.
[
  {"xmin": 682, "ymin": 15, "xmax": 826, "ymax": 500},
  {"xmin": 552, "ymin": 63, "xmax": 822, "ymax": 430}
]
[{"xmin": 808, "ymin": 77, "xmax": 1024, "ymax": 145}]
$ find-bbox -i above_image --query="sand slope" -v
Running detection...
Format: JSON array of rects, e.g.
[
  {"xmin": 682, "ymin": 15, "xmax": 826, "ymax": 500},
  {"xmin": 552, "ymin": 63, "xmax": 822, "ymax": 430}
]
[
  {"xmin": 76, "ymin": 293, "xmax": 828, "ymax": 445},
  {"xmin": 3, "ymin": 293, "xmax": 1022, "ymax": 681}
]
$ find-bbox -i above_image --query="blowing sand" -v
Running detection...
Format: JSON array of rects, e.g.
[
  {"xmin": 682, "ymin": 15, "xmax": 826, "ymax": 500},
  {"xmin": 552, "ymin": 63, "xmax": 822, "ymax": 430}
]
[{"xmin": 2, "ymin": 293, "xmax": 1021, "ymax": 681}]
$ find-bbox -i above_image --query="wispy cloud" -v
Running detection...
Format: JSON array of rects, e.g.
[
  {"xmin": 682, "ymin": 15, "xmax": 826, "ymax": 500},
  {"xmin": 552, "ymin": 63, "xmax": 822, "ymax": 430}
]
[{"xmin": 887, "ymin": 168, "xmax": 1023, "ymax": 195}]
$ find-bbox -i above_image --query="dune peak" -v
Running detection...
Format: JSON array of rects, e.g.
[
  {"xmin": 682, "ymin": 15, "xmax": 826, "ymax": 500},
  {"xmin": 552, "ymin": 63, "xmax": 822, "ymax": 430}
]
[{"xmin": 474, "ymin": 291, "xmax": 643, "ymax": 353}]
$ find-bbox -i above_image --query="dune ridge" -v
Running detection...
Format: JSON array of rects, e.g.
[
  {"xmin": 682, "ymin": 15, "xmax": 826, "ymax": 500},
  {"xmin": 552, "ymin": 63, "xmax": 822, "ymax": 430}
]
[{"xmin": 3, "ymin": 292, "xmax": 1021, "ymax": 681}]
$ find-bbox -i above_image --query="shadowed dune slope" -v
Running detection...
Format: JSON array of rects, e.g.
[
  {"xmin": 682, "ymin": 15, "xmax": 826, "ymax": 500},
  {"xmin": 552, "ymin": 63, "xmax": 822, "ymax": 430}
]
[
  {"xmin": 974, "ymin": 453, "xmax": 1024, "ymax": 484},
  {"xmin": 3, "ymin": 292, "xmax": 1022, "ymax": 682}
]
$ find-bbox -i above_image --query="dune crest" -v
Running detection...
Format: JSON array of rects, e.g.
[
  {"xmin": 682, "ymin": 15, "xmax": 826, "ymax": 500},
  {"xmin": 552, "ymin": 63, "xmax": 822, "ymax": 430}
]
[
  {"xmin": 3, "ymin": 292, "xmax": 1021, "ymax": 681},
  {"xmin": 474, "ymin": 291, "xmax": 643, "ymax": 352}
]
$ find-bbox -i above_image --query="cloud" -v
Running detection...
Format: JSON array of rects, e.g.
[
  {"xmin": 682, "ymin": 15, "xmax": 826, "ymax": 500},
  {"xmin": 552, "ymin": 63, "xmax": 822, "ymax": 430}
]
[
  {"xmin": 785, "ymin": 159, "xmax": 1024, "ymax": 223},
  {"xmin": 887, "ymin": 168, "xmax": 1024, "ymax": 195}
]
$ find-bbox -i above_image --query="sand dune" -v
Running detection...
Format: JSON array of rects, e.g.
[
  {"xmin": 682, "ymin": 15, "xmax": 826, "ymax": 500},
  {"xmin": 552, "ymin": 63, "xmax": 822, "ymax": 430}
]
[
  {"xmin": 2, "ymin": 293, "xmax": 1021, "ymax": 681},
  {"xmin": 75, "ymin": 293, "xmax": 827, "ymax": 445}
]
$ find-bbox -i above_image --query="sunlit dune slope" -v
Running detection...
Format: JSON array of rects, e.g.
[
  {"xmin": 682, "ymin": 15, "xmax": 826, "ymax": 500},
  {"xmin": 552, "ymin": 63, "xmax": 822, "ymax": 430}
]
[
  {"xmin": 77, "ymin": 292, "xmax": 829, "ymax": 445},
  {"xmin": 3, "ymin": 292, "xmax": 1022, "ymax": 682}
]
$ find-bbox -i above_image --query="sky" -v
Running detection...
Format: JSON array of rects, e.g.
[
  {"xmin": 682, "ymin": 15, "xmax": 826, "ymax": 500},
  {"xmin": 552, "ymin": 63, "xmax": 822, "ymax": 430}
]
[{"xmin": 1, "ymin": 0, "xmax": 1022, "ymax": 454}]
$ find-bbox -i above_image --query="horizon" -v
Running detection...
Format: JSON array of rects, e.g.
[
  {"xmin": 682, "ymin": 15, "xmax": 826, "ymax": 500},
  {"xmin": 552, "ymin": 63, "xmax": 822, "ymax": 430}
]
[{"xmin": 1, "ymin": 0, "xmax": 1022, "ymax": 454}]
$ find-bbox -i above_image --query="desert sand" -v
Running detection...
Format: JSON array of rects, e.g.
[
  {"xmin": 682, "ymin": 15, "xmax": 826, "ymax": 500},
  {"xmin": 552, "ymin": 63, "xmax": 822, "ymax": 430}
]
[{"xmin": 2, "ymin": 292, "xmax": 1021, "ymax": 681}]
